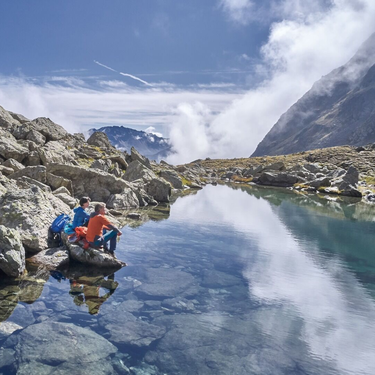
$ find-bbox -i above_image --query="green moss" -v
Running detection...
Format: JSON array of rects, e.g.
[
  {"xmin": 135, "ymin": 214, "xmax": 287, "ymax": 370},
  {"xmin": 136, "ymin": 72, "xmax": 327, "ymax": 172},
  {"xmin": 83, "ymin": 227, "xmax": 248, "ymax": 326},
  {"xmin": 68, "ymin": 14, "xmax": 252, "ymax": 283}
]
[
  {"xmin": 181, "ymin": 177, "xmax": 193, "ymax": 187},
  {"xmin": 364, "ymin": 176, "xmax": 375, "ymax": 186}
]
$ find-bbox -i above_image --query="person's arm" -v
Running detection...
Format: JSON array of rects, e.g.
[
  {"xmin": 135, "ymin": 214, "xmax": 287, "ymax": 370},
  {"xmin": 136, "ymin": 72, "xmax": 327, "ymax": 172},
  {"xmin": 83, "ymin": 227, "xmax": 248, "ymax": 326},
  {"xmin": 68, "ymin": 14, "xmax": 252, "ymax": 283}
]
[{"xmin": 101, "ymin": 216, "xmax": 122, "ymax": 235}]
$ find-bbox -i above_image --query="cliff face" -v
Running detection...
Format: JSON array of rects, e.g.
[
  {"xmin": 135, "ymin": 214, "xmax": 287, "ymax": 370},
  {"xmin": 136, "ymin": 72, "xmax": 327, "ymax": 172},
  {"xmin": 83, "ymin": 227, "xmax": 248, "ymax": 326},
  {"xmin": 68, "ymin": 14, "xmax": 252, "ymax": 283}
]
[{"xmin": 252, "ymin": 33, "xmax": 375, "ymax": 157}]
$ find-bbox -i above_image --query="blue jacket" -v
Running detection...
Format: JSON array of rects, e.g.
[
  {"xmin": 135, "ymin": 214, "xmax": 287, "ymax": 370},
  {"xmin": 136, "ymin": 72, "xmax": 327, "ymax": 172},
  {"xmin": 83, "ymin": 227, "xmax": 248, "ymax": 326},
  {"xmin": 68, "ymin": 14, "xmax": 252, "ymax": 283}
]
[{"xmin": 72, "ymin": 206, "xmax": 90, "ymax": 228}]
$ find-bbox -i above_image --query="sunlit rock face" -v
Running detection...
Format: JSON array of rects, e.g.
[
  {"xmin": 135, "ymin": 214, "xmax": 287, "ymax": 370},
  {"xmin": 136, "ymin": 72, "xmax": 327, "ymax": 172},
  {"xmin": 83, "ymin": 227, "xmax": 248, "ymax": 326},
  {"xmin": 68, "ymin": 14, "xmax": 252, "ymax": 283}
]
[
  {"xmin": 253, "ymin": 33, "xmax": 375, "ymax": 157},
  {"xmin": 0, "ymin": 226, "xmax": 25, "ymax": 277}
]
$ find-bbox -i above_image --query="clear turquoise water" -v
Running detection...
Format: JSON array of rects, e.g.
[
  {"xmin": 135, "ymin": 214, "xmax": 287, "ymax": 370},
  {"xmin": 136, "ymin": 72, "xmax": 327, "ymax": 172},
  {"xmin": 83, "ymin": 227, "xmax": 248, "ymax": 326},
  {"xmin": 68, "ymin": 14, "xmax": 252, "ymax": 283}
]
[{"xmin": 1, "ymin": 184, "xmax": 375, "ymax": 374}]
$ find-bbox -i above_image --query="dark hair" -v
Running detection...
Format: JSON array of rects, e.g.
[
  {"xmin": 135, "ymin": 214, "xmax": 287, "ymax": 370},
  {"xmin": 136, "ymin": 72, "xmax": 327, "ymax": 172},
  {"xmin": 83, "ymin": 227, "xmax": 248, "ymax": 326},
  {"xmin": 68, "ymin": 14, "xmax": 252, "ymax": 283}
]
[
  {"xmin": 79, "ymin": 197, "xmax": 91, "ymax": 206},
  {"xmin": 95, "ymin": 203, "xmax": 105, "ymax": 213}
]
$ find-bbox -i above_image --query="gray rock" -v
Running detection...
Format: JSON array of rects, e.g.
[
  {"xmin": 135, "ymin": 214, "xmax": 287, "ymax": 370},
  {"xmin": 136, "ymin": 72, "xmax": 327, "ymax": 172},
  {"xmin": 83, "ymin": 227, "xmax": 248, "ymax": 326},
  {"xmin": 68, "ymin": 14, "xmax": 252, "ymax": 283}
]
[
  {"xmin": 2, "ymin": 158, "xmax": 25, "ymax": 172},
  {"xmin": 308, "ymin": 177, "xmax": 331, "ymax": 189},
  {"xmin": 39, "ymin": 141, "xmax": 75, "ymax": 165},
  {"xmin": 264, "ymin": 161, "xmax": 285, "ymax": 171},
  {"xmin": 108, "ymin": 154, "xmax": 128, "ymax": 169},
  {"xmin": 90, "ymin": 158, "xmax": 112, "ymax": 172},
  {"xmin": 47, "ymin": 172, "xmax": 73, "ymax": 194},
  {"xmin": 124, "ymin": 160, "xmax": 156, "ymax": 182},
  {"xmin": 29, "ymin": 117, "xmax": 69, "ymax": 141},
  {"xmin": 146, "ymin": 178, "xmax": 172, "ymax": 203},
  {"xmin": 0, "ymin": 186, "xmax": 70, "ymax": 252},
  {"xmin": 304, "ymin": 163, "xmax": 321, "ymax": 174},
  {"xmin": 0, "ymin": 105, "xmax": 21, "ymax": 130},
  {"xmin": 23, "ymin": 150, "xmax": 41, "ymax": 166},
  {"xmin": 8, "ymin": 111, "xmax": 30, "ymax": 124},
  {"xmin": 2, "ymin": 321, "xmax": 117, "ymax": 374},
  {"xmin": 53, "ymin": 186, "xmax": 71, "ymax": 196},
  {"xmin": 14, "ymin": 176, "xmax": 52, "ymax": 193},
  {"xmin": 106, "ymin": 190, "xmax": 139, "ymax": 210},
  {"xmin": 0, "ymin": 132, "xmax": 29, "ymax": 162},
  {"xmin": 87, "ymin": 131, "xmax": 115, "ymax": 150},
  {"xmin": 131, "ymin": 146, "xmax": 151, "ymax": 168},
  {"xmin": 27, "ymin": 247, "xmax": 69, "ymax": 270},
  {"xmin": 0, "ymin": 225, "xmax": 25, "ymax": 277},
  {"xmin": 47, "ymin": 163, "xmax": 133, "ymax": 202},
  {"xmin": 54, "ymin": 193, "xmax": 77, "ymax": 208},
  {"xmin": 25, "ymin": 129, "xmax": 46, "ymax": 145},
  {"xmin": 9, "ymin": 165, "xmax": 47, "ymax": 184},
  {"xmin": 258, "ymin": 172, "xmax": 299, "ymax": 187},
  {"xmin": 343, "ymin": 165, "xmax": 359, "ymax": 185},
  {"xmin": 0, "ymin": 165, "xmax": 15, "ymax": 176},
  {"xmin": 160, "ymin": 170, "xmax": 183, "ymax": 189},
  {"xmin": 66, "ymin": 242, "xmax": 127, "ymax": 269}
]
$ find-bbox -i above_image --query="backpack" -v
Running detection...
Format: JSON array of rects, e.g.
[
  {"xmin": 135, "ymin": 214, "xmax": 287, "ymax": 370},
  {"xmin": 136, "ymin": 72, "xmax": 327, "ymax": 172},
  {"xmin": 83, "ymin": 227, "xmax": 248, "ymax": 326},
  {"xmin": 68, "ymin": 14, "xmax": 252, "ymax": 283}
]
[
  {"xmin": 47, "ymin": 227, "xmax": 62, "ymax": 248},
  {"xmin": 51, "ymin": 214, "xmax": 71, "ymax": 233}
]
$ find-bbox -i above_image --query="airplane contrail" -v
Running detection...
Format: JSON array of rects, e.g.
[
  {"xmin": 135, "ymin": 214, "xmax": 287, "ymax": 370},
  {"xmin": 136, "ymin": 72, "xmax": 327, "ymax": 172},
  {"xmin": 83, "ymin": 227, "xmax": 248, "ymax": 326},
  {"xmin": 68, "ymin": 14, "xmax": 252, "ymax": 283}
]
[{"xmin": 94, "ymin": 60, "xmax": 152, "ymax": 86}]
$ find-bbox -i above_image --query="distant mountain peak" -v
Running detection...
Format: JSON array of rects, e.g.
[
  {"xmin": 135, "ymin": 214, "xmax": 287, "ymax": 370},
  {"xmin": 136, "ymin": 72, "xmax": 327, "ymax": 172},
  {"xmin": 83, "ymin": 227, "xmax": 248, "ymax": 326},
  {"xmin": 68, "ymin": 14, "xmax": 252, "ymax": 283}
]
[{"xmin": 88, "ymin": 126, "xmax": 171, "ymax": 160}]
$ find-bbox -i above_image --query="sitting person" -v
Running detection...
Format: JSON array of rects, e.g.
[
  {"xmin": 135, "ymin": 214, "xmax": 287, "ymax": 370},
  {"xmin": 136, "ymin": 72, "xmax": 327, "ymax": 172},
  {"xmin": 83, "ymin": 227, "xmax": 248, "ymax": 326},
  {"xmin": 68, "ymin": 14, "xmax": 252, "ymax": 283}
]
[
  {"xmin": 86, "ymin": 203, "xmax": 122, "ymax": 254},
  {"xmin": 72, "ymin": 197, "xmax": 91, "ymax": 229}
]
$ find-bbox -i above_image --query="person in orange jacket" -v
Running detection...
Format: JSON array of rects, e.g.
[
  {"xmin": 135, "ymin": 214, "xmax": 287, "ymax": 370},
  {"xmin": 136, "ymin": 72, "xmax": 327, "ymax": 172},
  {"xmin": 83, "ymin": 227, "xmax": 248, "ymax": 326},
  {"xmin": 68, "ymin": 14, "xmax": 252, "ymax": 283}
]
[{"xmin": 86, "ymin": 203, "xmax": 122, "ymax": 254}]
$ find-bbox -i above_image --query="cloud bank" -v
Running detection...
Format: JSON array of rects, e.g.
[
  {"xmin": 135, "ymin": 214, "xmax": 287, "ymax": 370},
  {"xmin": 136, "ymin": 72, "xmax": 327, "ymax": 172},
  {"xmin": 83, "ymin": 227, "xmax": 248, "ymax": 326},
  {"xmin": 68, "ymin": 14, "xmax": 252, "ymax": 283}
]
[{"xmin": 166, "ymin": 0, "xmax": 375, "ymax": 164}]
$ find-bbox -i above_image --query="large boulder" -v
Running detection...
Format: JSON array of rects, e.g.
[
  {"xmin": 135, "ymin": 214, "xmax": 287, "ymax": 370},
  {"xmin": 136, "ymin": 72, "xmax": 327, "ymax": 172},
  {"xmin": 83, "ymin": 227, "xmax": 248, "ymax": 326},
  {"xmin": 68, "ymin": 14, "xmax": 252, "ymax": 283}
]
[
  {"xmin": 23, "ymin": 151, "xmax": 41, "ymax": 166},
  {"xmin": 28, "ymin": 117, "xmax": 69, "ymax": 141},
  {"xmin": 87, "ymin": 131, "xmax": 114, "ymax": 150},
  {"xmin": 130, "ymin": 146, "xmax": 151, "ymax": 168},
  {"xmin": 9, "ymin": 165, "xmax": 47, "ymax": 184},
  {"xmin": 107, "ymin": 154, "xmax": 128, "ymax": 169},
  {"xmin": 26, "ymin": 247, "xmax": 69, "ymax": 270},
  {"xmin": 0, "ymin": 225, "xmax": 25, "ymax": 277},
  {"xmin": 66, "ymin": 242, "xmax": 127, "ymax": 269},
  {"xmin": 258, "ymin": 172, "xmax": 300, "ymax": 187},
  {"xmin": 106, "ymin": 190, "xmax": 139, "ymax": 210},
  {"xmin": 0, "ymin": 130, "xmax": 29, "ymax": 162},
  {"xmin": 343, "ymin": 166, "xmax": 359, "ymax": 185},
  {"xmin": 0, "ymin": 165, "xmax": 14, "ymax": 176},
  {"xmin": 160, "ymin": 170, "xmax": 183, "ymax": 189},
  {"xmin": 46, "ymin": 172, "xmax": 73, "ymax": 194},
  {"xmin": 123, "ymin": 160, "xmax": 156, "ymax": 182},
  {"xmin": 146, "ymin": 178, "xmax": 172, "ymax": 203},
  {"xmin": 54, "ymin": 193, "xmax": 77, "ymax": 208},
  {"xmin": 2, "ymin": 321, "xmax": 118, "ymax": 374},
  {"xmin": 309, "ymin": 177, "xmax": 331, "ymax": 189},
  {"xmin": 39, "ymin": 141, "xmax": 75, "ymax": 165},
  {"xmin": 0, "ymin": 186, "xmax": 70, "ymax": 252},
  {"xmin": 47, "ymin": 163, "xmax": 134, "ymax": 202},
  {"xmin": 0, "ymin": 106, "xmax": 21, "ymax": 130},
  {"xmin": 2, "ymin": 158, "xmax": 25, "ymax": 172}
]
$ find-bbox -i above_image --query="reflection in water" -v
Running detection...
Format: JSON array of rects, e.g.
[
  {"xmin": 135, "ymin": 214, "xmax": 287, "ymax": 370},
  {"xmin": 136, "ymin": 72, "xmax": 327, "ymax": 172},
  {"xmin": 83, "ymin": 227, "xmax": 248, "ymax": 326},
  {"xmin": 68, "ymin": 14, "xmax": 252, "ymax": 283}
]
[
  {"xmin": 69, "ymin": 274, "xmax": 118, "ymax": 315},
  {"xmin": 171, "ymin": 184, "xmax": 375, "ymax": 375}
]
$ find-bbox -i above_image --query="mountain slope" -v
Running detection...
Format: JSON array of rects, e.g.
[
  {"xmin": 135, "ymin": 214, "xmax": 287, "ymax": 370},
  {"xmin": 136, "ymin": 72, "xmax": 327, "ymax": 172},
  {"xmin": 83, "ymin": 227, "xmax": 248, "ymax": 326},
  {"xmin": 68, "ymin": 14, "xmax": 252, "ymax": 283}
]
[
  {"xmin": 88, "ymin": 126, "xmax": 171, "ymax": 160},
  {"xmin": 252, "ymin": 33, "xmax": 375, "ymax": 157}
]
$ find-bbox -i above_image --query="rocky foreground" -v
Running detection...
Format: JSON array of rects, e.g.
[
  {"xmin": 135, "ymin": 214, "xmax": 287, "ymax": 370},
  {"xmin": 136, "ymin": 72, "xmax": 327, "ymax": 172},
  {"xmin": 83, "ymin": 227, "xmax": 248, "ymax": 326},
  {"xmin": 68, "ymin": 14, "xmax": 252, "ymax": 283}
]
[{"xmin": 1, "ymin": 104, "xmax": 375, "ymax": 277}]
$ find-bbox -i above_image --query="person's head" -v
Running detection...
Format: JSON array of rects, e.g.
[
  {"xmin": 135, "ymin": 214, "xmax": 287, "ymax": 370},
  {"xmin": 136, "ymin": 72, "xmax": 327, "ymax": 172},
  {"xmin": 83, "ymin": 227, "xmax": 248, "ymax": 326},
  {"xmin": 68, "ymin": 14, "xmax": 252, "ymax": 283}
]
[
  {"xmin": 94, "ymin": 203, "xmax": 106, "ymax": 215},
  {"xmin": 79, "ymin": 197, "xmax": 91, "ymax": 209}
]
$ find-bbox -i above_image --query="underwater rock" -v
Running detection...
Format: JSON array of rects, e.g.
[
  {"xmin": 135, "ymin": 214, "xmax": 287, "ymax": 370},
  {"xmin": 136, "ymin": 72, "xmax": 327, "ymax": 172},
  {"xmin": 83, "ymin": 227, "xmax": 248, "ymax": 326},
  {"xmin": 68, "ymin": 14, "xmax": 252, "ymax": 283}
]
[{"xmin": 2, "ymin": 321, "xmax": 117, "ymax": 374}]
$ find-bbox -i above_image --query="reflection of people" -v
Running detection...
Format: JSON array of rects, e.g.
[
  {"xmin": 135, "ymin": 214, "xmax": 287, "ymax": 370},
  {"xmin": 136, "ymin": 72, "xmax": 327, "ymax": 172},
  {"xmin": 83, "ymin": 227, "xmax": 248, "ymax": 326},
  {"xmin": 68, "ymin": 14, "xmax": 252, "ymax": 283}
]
[
  {"xmin": 86, "ymin": 203, "xmax": 122, "ymax": 254},
  {"xmin": 72, "ymin": 197, "xmax": 91, "ymax": 229},
  {"xmin": 69, "ymin": 274, "xmax": 118, "ymax": 315}
]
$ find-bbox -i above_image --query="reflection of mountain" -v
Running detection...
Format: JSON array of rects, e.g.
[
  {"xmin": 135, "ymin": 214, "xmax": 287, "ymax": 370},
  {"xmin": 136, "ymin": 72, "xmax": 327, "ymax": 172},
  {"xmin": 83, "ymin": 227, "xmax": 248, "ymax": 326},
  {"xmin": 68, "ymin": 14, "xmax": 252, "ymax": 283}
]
[{"xmin": 88, "ymin": 126, "xmax": 171, "ymax": 160}]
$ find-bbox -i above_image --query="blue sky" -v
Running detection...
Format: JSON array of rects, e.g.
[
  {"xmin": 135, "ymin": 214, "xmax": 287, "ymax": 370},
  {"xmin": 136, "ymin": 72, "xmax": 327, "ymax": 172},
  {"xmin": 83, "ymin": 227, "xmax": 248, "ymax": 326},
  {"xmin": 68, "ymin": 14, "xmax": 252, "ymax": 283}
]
[
  {"xmin": 0, "ymin": 1, "xmax": 267, "ymax": 86},
  {"xmin": 1, "ymin": 0, "xmax": 375, "ymax": 162}
]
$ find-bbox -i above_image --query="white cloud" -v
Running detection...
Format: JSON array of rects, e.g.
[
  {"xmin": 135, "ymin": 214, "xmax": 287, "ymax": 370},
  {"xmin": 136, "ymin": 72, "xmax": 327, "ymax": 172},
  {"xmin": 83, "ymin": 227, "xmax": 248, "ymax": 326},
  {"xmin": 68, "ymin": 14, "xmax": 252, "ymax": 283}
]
[
  {"xmin": 145, "ymin": 126, "xmax": 164, "ymax": 138},
  {"xmin": 166, "ymin": 0, "xmax": 375, "ymax": 163},
  {"xmin": 219, "ymin": 0, "xmax": 255, "ymax": 25},
  {"xmin": 0, "ymin": 75, "xmax": 242, "ymax": 137}
]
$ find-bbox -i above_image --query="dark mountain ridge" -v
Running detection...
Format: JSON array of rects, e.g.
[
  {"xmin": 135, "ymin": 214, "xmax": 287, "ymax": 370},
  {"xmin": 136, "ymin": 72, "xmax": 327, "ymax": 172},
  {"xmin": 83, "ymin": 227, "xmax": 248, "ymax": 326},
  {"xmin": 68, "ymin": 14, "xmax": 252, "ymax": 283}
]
[{"xmin": 252, "ymin": 33, "xmax": 375, "ymax": 157}]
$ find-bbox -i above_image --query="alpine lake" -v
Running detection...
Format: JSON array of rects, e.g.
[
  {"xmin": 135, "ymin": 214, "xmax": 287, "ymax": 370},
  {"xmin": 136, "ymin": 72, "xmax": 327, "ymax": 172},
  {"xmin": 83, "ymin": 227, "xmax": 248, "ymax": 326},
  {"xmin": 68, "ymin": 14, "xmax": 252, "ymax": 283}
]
[{"xmin": 1, "ymin": 183, "xmax": 375, "ymax": 375}]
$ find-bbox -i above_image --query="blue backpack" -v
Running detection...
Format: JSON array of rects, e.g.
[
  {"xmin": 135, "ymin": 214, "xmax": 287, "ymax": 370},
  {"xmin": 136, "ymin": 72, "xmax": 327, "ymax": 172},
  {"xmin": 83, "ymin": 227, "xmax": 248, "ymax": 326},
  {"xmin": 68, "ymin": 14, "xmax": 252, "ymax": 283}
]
[{"xmin": 51, "ymin": 214, "xmax": 71, "ymax": 233}]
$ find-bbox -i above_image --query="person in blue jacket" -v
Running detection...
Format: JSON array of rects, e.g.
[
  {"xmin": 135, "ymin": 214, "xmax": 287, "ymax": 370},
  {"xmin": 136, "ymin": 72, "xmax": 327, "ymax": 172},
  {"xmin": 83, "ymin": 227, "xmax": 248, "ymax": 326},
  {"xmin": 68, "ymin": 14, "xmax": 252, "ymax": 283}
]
[{"xmin": 72, "ymin": 197, "xmax": 91, "ymax": 229}]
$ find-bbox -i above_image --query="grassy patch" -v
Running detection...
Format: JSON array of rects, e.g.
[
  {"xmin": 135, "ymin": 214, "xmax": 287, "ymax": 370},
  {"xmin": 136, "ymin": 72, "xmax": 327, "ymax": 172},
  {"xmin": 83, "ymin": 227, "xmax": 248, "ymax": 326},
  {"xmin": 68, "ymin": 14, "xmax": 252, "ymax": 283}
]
[{"xmin": 232, "ymin": 175, "xmax": 253, "ymax": 183}]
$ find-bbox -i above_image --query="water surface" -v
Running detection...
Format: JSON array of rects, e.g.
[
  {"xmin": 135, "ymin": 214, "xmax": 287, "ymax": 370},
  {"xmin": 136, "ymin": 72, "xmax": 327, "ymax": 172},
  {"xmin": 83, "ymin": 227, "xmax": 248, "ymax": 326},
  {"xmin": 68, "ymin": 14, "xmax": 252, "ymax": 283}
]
[{"xmin": 1, "ymin": 184, "xmax": 375, "ymax": 375}]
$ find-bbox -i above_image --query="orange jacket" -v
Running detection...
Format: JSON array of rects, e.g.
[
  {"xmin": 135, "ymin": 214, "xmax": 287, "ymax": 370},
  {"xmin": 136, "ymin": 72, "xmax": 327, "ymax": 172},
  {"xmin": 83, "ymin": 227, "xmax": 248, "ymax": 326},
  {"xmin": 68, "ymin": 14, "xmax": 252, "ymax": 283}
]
[{"xmin": 86, "ymin": 214, "xmax": 113, "ymax": 243}]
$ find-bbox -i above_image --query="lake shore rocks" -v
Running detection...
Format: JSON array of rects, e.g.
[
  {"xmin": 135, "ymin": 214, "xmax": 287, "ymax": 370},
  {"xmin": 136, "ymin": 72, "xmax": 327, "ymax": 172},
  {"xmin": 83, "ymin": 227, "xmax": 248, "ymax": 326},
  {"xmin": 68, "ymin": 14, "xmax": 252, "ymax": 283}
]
[{"xmin": 0, "ymin": 226, "xmax": 25, "ymax": 277}]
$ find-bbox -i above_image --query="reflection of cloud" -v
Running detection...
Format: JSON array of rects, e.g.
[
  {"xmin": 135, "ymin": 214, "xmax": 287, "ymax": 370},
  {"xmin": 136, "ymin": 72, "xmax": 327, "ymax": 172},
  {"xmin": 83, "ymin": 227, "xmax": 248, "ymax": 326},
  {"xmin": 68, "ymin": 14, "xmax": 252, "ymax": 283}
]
[{"xmin": 171, "ymin": 185, "xmax": 375, "ymax": 374}]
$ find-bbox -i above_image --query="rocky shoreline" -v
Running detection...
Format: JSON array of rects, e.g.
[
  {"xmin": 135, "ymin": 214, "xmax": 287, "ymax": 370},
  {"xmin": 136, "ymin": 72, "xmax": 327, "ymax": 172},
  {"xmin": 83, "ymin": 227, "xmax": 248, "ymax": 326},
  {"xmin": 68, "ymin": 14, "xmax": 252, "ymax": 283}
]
[{"xmin": 1, "ymin": 104, "xmax": 375, "ymax": 278}]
